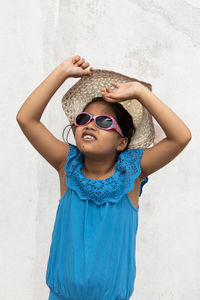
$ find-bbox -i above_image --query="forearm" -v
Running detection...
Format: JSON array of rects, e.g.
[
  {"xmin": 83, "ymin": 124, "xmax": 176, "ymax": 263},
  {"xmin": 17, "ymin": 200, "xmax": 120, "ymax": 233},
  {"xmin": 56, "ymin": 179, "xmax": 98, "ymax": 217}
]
[
  {"xmin": 16, "ymin": 64, "xmax": 69, "ymax": 123},
  {"xmin": 135, "ymin": 83, "xmax": 192, "ymax": 143}
]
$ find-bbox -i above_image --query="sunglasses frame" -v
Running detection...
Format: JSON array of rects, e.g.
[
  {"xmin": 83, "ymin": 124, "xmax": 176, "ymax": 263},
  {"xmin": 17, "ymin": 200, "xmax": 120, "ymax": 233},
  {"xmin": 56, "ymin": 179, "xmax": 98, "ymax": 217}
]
[{"xmin": 74, "ymin": 112, "xmax": 124, "ymax": 137}]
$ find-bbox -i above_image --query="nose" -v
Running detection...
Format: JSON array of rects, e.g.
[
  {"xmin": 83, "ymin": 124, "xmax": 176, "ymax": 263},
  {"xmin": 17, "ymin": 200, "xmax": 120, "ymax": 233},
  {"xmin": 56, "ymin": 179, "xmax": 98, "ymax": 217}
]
[{"xmin": 85, "ymin": 118, "xmax": 96, "ymax": 130}]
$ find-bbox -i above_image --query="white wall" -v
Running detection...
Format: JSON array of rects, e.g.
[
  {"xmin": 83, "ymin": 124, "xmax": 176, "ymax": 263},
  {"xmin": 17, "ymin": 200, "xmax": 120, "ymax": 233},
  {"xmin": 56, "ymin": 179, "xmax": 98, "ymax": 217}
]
[{"xmin": 1, "ymin": 0, "xmax": 199, "ymax": 299}]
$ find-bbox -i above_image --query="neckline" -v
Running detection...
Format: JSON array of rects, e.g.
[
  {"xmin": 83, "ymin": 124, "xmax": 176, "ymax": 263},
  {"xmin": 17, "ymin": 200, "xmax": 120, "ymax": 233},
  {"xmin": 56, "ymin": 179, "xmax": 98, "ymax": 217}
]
[{"xmin": 81, "ymin": 164, "xmax": 117, "ymax": 181}]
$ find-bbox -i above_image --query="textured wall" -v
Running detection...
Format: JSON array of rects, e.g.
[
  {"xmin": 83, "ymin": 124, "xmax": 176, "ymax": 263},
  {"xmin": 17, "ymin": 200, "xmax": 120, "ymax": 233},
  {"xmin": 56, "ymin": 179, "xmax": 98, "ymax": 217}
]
[{"xmin": 1, "ymin": 0, "xmax": 199, "ymax": 299}]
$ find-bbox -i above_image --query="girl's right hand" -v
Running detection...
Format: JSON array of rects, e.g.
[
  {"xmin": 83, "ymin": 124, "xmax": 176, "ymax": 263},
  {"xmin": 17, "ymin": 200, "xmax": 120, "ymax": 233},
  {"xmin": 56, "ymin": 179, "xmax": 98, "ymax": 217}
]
[{"xmin": 59, "ymin": 55, "xmax": 94, "ymax": 78}]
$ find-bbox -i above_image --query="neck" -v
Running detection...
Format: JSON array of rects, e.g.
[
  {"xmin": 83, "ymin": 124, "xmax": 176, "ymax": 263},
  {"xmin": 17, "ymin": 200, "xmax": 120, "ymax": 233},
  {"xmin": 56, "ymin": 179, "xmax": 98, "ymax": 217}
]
[{"xmin": 82, "ymin": 155, "xmax": 117, "ymax": 180}]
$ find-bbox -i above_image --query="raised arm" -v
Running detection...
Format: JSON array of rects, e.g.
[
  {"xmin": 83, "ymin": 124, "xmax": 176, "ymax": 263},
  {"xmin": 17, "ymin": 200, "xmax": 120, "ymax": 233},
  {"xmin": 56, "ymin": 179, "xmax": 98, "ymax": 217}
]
[
  {"xmin": 134, "ymin": 83, "xmax": 192, "ymax": 179},
  {"xmin": 101, "ymin": 80, "xmax": 192, "ymax": 179},
  {"xmin": 16, "ymin": 56, "xmax": 93, "ymax": 171}
]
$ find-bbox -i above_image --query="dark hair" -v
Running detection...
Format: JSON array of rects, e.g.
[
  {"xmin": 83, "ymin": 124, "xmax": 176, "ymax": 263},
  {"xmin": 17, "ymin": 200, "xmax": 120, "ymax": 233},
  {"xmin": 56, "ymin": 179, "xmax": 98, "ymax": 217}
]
[{"xmin": 62, "ymin": 97, "xmax": 136, "ymax": 154}]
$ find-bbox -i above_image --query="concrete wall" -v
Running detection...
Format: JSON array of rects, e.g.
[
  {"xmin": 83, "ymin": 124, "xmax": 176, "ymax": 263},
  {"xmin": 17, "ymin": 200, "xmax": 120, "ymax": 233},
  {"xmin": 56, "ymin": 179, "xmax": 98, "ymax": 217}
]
[{"xmin": 1, "ymin": 0, "xmax": 199, "ymax": 299}]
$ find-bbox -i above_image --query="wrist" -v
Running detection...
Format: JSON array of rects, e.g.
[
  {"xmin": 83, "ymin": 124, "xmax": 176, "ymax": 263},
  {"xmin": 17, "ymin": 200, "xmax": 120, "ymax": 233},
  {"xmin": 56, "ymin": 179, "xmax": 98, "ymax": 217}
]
[
  {"xmin": 133, "ymin": 82, "xmax": 150, "ymax": 101},
  {"xmin": 57, "ymin": 63, "xmax": 71, "ymax": 79}
]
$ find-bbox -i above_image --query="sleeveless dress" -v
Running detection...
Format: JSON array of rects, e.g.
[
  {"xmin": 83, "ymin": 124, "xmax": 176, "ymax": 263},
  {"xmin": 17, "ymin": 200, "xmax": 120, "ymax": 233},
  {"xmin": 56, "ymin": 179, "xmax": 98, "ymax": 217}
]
[{"xmin": 46, "ymin": 143, "xmax": 148, "ymax": 300}]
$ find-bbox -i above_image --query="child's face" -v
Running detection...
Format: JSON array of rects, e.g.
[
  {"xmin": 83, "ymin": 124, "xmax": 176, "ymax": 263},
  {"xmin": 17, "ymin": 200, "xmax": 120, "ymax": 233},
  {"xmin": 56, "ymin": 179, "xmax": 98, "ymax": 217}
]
[{"xmin": 74, "ymin": 102, "xmax": 128, "ymax": 157}]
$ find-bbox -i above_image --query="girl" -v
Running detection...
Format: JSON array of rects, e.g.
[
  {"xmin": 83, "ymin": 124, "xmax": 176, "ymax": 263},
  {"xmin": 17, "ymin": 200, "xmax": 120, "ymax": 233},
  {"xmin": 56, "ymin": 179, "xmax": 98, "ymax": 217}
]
[{"xmin": 16, "ymin": 55, "xmax": 192, "ymax": 300}]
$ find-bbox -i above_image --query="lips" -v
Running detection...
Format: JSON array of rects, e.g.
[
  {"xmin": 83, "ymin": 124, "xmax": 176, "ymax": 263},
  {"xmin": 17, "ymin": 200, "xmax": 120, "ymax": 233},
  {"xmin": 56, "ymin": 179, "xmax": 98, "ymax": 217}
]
[{"xmin": 82, "ymin": 131, "xmax": 97, "ymax": 139}]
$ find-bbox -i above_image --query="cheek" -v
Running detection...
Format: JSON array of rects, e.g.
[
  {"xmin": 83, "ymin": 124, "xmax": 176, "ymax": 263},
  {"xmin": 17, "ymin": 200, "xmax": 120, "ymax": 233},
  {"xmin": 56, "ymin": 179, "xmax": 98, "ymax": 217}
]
[
  {"xmin": 74, "ymin": 127, "xmax": 81, "ymax": 138},
  {"xmin": 99, "ymin": 131, "xmax": 119, "ymax": 145}
]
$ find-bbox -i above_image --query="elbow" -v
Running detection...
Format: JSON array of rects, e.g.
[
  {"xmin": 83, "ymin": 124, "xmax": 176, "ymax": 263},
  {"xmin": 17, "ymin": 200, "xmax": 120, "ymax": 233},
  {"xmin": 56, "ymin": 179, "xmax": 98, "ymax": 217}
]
[
  {"xmin": 16, "ymin": 113, "xmax": 28, "ymax": 125},
  {"xmin": 168, "ymin": 129, "xmax": 192, "ymax": 146},
  {"xmin": 188, "ymin": 133, "xmax": 192, "ymax": 141},
  {"xmin": 185, "ymin": 129, "xmax": 192, "ymax": 142},
  {"xmin": 16, "ymin": 111, "xmax": 22, "ymax": 121},
  {"xmin": 16, "ymin": 114, "xmax": 21, "ymax": 123},
  {"xmin": 180, "ymin": 128, "xmax": 192, "ymax": 144},
  {"xmin": 181, "ymin": 133, "xmax": 192, "ymax": 145},
  {"xmin": 16, "ymin": 114, "xmax": 23, "ymax": 124}
]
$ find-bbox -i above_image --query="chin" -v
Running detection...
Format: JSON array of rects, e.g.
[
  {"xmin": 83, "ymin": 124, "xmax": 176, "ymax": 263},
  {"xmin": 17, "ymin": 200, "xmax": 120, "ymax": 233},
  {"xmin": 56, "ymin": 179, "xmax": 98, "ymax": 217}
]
[{"xmin": 76, "ymin": 140, "xmax": 96, "ymax": 152}]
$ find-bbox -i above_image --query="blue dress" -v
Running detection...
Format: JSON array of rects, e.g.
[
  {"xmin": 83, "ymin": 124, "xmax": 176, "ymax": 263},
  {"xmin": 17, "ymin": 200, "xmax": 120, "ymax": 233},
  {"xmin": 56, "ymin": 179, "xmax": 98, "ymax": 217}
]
[{"xmin": 46, "ymin": 143, "xmax": 148, "ymax": 300}]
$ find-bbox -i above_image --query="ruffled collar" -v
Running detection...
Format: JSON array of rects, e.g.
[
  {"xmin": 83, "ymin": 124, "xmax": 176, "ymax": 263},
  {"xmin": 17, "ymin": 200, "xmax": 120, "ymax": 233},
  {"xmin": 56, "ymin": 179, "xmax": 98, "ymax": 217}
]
[{"xmin": 65, "ymin": 144, "xmax": 143, "ymax": 205}]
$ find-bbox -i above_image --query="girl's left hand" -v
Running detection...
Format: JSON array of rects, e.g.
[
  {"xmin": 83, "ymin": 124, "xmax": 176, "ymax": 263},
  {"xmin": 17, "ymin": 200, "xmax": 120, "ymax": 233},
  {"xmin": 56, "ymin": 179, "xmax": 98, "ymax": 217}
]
[{"xmin": 101, "ymin": 81, "xmax": 142, "ymax": 103}]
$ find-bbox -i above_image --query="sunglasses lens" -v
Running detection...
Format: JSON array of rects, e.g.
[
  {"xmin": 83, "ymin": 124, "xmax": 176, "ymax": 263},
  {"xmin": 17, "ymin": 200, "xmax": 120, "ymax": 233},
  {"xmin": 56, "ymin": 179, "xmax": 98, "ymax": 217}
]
[
  {"xmin": 76, "ymin": 113, "xmax": 90, "ymax": 125},
  {"xmin": 96, "ymin": 116, "xmax": 113, "ymax": 128}
]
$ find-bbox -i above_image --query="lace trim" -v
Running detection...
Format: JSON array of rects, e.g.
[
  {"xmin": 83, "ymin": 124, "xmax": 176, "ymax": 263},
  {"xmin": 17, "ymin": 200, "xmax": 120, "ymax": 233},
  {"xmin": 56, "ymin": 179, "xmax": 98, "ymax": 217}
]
[{"xmin": 65, "ymin": 143, "xmax": 148, "ymax": 205}]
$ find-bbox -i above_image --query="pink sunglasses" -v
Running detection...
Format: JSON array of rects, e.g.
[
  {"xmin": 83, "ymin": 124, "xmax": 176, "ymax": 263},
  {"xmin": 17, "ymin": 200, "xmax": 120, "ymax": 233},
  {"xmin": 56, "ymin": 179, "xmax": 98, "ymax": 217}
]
[{"xmin": 74, "ymin": 112, "xmax": 124, "ymax": 137}]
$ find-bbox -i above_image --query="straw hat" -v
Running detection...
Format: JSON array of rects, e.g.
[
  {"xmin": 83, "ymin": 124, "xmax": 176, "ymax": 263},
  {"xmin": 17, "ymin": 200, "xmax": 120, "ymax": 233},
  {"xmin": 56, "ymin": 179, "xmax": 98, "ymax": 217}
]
[{"xmin": 61, "ymin": 69, "xmax": 156, "ymax": 149}]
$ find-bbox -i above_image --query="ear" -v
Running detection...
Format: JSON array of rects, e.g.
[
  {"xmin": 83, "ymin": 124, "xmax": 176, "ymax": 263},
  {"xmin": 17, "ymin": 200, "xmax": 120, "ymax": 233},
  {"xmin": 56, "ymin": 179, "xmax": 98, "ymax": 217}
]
[{"xmin": 116, "ymin": 137, "xmax": 128, "ymax": 152}]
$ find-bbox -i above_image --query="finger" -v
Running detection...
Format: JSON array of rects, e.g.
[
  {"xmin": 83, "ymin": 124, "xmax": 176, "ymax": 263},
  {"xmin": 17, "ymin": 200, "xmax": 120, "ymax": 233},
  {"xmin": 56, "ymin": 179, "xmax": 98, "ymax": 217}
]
[
  {"xmin": 110, "ymin": 81, "xmax": 119, "ymax": 88},
  {"xmin": 72, "ymin": 55, "xmax": 81, "ymax": 63},
  {"xmin": 101, "ymin": 88, "xmax": 108, "ymax": 94},
  {"xmin": 81, "ymin": 62, "xmax": 90, "ymax": 69},
  {"xmin": 83, "ymin": 69, "xmax": 93, "ymax": 76},
  {"xmin": 86, "ymin": 67, "xmax": 94, "ymax": 76},
  {"xmin": 89, "ymin": 67, "xmax": 94, "ymax": 75},
  {"xmin": 102, "ymin": 95, "xmax": 115, "ymax": 102},
  {"xmin": 101, "ymin": 89, "xmax": 114, "ymax": 99},
  {"xmin": 101, "ymin": 86, "xmax": 112, "ymax": 94},
  {"xmin": 77, "ymin": 58, "xmax": 85, "ymax": 66},
  {"xmin": 105, "ymin": 85, "xmax": 113, "ymax": 93}
]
